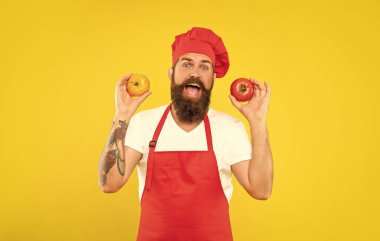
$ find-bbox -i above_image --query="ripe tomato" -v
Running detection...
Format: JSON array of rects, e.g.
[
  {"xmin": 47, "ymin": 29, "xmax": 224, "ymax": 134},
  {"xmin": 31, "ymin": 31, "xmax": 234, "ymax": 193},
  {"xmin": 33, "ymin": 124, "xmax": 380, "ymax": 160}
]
[
  {"xmin": 127, "ymin": 74, "xmax": 150, "ymax": 97},
  {"xmin": 230, "ymin": 78, "xmax": 254, "ymax": 102}
]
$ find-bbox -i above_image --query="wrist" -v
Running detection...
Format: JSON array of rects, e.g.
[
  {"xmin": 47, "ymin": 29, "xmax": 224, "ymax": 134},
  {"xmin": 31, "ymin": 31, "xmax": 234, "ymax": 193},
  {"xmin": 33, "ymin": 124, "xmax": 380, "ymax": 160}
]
[
  {"xmin": 112, "ymin": 114, "xmax": 131, "ymax": 128},
  {"xmin": 248, "ymin": 119, "xmax": 267, "ymax": 128},
  {"xmin": 114, "ymin": 112, "xmax": 132, "ymax": 121}
]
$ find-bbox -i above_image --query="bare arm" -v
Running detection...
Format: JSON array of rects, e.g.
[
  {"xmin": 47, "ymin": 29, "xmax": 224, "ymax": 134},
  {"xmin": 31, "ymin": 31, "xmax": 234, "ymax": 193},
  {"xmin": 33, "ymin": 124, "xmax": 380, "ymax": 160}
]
[
  {"xmin": 98, "ymin": 115, "xmax": 142, "ymax": 193},
  {"xmin": 98, "ymin": 74, "xmax": 151, "ymax": 193},
  {"xmin": 229, "ymin": 78, "xmax": 273, "ymax": 200},
  {"xmin": 231, "ymin": 122, "xmax": 273, "ymax": 200}
]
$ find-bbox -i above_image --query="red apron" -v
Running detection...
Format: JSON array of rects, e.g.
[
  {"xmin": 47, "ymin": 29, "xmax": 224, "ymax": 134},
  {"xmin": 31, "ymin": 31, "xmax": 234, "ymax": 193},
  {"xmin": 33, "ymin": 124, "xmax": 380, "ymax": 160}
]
[{"xmin": 136, "ymin": 104, "xmax": 234, "ymax": 241}]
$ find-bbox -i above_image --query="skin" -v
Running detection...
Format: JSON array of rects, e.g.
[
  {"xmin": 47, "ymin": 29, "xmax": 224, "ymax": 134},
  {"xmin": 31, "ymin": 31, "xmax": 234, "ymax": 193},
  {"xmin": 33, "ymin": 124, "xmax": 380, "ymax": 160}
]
[
  {"xmin": 229, "ymin": 79, "xmax": 273, "ymax": 200},
  {"xmin": 169, "ymin": 53, "xmax": 216, "ymax": 132},
  {"xmin": 98, "ymin": 52, "xmax": 273, "ymax": 201}
]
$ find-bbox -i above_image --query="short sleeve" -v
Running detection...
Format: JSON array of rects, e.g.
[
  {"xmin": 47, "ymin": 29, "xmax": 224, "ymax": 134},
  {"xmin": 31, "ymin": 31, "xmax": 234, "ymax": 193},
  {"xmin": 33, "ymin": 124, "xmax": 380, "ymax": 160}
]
[
  {"xmin": 124, "ymin": 113, "xmax": 144, "ymax": 154},
  {"xmin": 225, "ymin": 121, "xmax": 252, "ymax": 166}
]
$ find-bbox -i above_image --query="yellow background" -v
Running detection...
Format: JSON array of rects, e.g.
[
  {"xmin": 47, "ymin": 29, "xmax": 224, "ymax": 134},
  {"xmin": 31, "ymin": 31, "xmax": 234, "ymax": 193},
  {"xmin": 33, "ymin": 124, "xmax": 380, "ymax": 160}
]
[{"xmin": 1, "ymin": 0, "xmax": 379, "ymax": 240}]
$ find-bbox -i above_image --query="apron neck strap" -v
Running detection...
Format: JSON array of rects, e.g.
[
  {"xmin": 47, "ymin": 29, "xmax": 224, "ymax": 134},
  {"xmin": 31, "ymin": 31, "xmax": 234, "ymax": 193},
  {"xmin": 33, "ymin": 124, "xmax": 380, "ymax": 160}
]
[
  {"xmin": 150, "ymin": 103, "xmax": 213, "ymax": 151},
  {"xmin": 203, "ymin": 113, "xmax": 213, "ymax": 151},
  {"xmin": 150, "ymin": 103, "xmax": 172, "ymax": 147}
]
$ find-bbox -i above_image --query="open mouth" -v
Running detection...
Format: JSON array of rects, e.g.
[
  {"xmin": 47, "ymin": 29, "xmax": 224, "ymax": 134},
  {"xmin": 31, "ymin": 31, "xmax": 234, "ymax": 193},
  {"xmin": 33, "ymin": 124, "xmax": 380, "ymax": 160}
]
[
  {"xmin": 184, "ymin": 83, "xmax": 201, "ymax": 98},
  {"xmin": 186, "ymin": 83, "xmax": 201, "ymax": 89}
]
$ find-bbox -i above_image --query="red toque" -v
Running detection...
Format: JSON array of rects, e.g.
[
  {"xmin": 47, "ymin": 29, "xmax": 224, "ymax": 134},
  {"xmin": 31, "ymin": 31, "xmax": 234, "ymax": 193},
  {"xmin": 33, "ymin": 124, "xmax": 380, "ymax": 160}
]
[{"xmin": 171, "ymin": 27, "xmax": 230, "ymax": 78}]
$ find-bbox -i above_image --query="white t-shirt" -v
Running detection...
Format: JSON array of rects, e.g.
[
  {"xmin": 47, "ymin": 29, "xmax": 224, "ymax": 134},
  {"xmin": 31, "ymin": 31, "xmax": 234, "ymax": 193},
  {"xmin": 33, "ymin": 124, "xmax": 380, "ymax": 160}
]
[{"xmin": 124, "ymin": 104, "xmax": 252, "ymax": 204}]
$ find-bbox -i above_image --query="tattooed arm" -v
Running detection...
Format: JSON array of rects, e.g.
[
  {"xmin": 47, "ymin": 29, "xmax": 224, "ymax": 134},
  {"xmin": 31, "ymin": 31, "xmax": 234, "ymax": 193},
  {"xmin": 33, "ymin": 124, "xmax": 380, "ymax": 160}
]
[
  {"xmin": 98, "ymin": 74, "xmax": 151, "ymax": 193},
  {"xmin": 98, "ymin": 114, "xmax": 143, "ymax": 193},
  {"xmin": 98, "ymin": 115, "xmax": 128, "ymax": 191}
]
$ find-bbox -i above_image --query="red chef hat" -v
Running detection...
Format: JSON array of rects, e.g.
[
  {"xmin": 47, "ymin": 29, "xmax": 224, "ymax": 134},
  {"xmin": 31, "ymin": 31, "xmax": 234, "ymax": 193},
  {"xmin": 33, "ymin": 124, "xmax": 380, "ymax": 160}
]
[{"xmin": 171, "ymin": 27, "xmax": 230, "ymax": 78}]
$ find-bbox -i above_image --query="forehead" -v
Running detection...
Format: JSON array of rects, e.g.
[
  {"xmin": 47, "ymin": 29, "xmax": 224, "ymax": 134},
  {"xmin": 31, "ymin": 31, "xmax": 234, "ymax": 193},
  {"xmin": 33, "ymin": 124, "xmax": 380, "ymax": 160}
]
[{"xmin": 178, "ymin": 53, "xmax": 212, "ymax": 65}]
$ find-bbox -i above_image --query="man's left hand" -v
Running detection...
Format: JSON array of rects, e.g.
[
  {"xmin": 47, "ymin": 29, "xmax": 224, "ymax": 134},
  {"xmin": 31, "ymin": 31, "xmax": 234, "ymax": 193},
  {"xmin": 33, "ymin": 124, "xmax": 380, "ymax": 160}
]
[{"xmin": 229, "ymin": 78, "xmax": 271, "ymax": 123}]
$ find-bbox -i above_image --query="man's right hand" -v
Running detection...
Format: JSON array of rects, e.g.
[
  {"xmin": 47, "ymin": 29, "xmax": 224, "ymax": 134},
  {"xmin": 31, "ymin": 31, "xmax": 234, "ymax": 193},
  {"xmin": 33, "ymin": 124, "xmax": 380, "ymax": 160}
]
[{"xmin": 114, "ymin": 73, "xmax": 151, "ymax": 118}]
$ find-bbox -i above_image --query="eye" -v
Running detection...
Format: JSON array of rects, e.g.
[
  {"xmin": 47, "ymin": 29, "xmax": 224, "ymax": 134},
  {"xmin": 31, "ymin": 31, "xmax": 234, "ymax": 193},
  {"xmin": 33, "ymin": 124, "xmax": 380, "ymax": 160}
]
[
  {"xmin": 183, "ymin": 62, "xmax": 192, "ymax": 68},
  {"xmin": 200, "ymin": 65, "xmax": 209, "ymax": 70}
]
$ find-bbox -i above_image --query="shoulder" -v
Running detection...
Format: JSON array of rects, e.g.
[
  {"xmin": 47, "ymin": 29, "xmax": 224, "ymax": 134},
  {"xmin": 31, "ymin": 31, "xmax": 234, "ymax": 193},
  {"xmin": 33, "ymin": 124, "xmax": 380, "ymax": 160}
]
[
  {"xmin": 128, "ymin": 104, "xmax": 171, "ymax": 140},
  {"xmin": 129, "ymin": 104, "xmax": 169, "ymax": 127}
]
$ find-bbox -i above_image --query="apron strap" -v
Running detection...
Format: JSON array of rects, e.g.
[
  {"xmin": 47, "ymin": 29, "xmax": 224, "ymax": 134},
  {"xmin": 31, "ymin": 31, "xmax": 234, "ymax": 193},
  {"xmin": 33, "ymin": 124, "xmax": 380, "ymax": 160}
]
[
  {"xmin": 145, "ymin": 103, "xmax": 214, "ymax": 190},
  {"xmin": 203, "ymin": 113, "xmax": 213, "ymax": 151},
  {"xmin": 145, "ymin": 103, "xmax": 172, "ymax": 190}
]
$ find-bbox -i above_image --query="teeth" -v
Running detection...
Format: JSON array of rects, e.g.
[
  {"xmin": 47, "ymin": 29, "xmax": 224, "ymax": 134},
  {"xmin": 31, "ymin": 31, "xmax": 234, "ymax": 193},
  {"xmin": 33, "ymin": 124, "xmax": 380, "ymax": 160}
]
[{"xmin": 187, "ymin": 83, "xmax": 201, "ymax": 88}]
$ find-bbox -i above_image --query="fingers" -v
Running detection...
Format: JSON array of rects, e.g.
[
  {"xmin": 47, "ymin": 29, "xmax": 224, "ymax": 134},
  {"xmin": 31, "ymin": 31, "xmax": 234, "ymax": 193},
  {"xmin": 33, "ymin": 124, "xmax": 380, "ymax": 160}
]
[
  {"xmin": 250, "ymin": 78, "xmax": 264, "ymax": 90},
  {"xmin": 229, "ymin": 95, "xmax": 242, "ymax": 110},
  {"xmin": 264, "ymin": 80, "xmax": 271, "ymax": 97},
  {"xmin": 136, "ymin": 91, "xmax": 152, "ymax": 104},
  {"xmin": 116, "ymin": 73, "xmax": 133, "ymax": 98},
  {"xmin": 253, "ymin": 84, "xmax": 261, "ymax": 98},
  {"xmin": 117, "ymin": 73, "xmax": 133, "ymax": 87},
  {"xmin": 250, "ymin": 78, "xmax": 270, "ymax": 98},
  {"xmin": 249, "ymin": 78, "xmax": 261, "ymax": 97}
]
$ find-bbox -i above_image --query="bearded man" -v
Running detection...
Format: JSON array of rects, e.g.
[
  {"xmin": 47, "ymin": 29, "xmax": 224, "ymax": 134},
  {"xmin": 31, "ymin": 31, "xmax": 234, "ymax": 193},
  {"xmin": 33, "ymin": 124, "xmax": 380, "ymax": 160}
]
[{"xmin": 98, "ymin": 27, "xmax": 273, "ymax": 241}]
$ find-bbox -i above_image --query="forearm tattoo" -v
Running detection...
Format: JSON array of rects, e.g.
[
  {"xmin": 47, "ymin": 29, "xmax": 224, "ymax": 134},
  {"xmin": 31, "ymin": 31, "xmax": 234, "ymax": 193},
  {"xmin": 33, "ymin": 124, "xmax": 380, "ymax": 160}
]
[{"xmin": 100, "ymin": 120, "xmax": 128, "ymax": 186}]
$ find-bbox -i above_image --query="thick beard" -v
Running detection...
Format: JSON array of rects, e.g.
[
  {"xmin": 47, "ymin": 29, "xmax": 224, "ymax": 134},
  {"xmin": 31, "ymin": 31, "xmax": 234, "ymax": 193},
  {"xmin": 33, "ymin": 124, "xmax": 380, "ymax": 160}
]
[{"xmin": 170, "ymin": 76, "xmax": 212, "ymax": 123}]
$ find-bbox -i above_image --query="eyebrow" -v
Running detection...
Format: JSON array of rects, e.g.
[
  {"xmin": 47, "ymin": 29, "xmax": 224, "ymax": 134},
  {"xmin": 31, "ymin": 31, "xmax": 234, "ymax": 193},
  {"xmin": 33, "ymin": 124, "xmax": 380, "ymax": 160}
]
[{"xmin": 180, "ymin": 57, "xmax": 213, "ymax": 66}]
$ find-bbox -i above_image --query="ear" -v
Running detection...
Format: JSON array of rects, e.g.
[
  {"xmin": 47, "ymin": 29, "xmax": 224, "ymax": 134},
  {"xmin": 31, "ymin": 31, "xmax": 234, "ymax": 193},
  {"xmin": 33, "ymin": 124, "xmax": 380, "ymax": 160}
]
[
  {"xmin": 168, "ymin": 68, "xmax": 173, "ymax": 81},
  {"xmin": 213, "ymin": 72, "xmax": 216, "ymax": 80}
]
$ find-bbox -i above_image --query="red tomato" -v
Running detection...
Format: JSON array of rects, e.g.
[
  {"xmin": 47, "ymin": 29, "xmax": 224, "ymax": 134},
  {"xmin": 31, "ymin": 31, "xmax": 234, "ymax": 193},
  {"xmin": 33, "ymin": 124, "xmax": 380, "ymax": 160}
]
[{"xmin": 230, "ymin": 78, "xmax": 254, "ymax": 102}]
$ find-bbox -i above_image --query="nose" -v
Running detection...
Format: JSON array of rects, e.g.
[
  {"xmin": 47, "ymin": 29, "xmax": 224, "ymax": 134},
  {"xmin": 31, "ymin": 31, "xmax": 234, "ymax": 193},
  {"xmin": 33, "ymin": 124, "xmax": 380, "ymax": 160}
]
[{"xmin": 189, "ymin": 67, "xmax": 201, "ymax": 78}]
